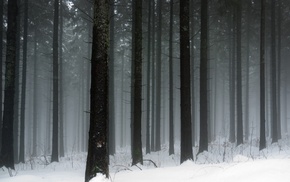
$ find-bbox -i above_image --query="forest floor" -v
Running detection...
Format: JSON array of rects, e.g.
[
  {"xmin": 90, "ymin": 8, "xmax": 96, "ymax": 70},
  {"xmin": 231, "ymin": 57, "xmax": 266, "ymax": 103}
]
[{"xmin": 1, "ymin": 137, "xmax": 290, "ymax": 182}]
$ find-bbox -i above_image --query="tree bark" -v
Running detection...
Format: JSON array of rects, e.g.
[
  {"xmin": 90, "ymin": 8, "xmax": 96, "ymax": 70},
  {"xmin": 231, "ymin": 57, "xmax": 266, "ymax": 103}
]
[
  {"xmin": 169, "ymin": 0, "xmax": 174, "ymax": 155},
  {"xmin": 0, "ymin": 0, "xmax": 4, "ymax": 152},
  {"xmin": 19, "ymin": 0, "xmax": 28, "ymax": 163},
  {"xmin": 180, "ymin": 0, "xmax": 193, "ymax": 163},
  {"xmin": 198, "ymin": 0, "xmax": 208, "ymax": 154},
  {"xmin": 0, "ymin": 0, "xmax": 18, "ymax": 169},
  {"xmin": 51, "ymin": 0, "xmax": 59, "ymax": 162},
  {"xmin": 132, "ymin": 0, "xmax": 143, "ymax": 166},
  {"xmin": 259, "ymin": 0, "xmax": 266, "ymax": 151},
  {"xmin": 85, "ymin": 0, "xmax": 110, "ymax": 180}
]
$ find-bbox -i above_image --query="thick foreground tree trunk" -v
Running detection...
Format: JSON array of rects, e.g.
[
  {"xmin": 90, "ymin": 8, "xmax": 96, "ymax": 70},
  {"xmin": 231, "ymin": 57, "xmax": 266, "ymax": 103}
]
[{"xmin": 85, "ymin": 0, "xmax": 110, "ymax": 181}]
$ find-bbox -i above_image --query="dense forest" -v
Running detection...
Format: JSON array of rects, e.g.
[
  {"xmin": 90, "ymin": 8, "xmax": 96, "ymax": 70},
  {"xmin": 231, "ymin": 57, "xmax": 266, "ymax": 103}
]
[{"xmin": 1, "ymin": 0, "xmax": 290, "ymax": 180}]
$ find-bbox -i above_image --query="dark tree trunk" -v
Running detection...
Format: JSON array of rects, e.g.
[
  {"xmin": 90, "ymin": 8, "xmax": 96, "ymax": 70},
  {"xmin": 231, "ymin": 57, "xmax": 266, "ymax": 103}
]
[
  {"xmin": 245, "ymin": 0, "xmax": 251, "ymax": 141},
  {"xmin": 146, "ymin": 0, "xmax": 152, "ymax": 154},
  {"xmin": 198, "ymin": 0, "xmax": 208, "ymax": 154},
  {"xmin": 155, "ymin": 0, "xmax": 162, "ymax": 152},
  {"xmin": 229, "ymin": 11, "xmax": 236, "ymax": 143},
  {"xmin": 180, "ymin": 0, "xmax": 193, "ymax": 163},
  {"xmin": 32, "ymin": 27, "xmax": 38, "ymax": 157},
  {"xmin": 19, "ymin": 0, "xmax": 28, "ymax": 163},
  {"xmin": 0, "ymin": 0, "xmax": 18, "ymax": 169},
  {"xmin": 236, "ymin": 1, "xmax": 243, "ymax": 146},
  {"xmin": 151, "ymin": 0, "xmax": 156, "ymax": 152},
  {"xmin": 259, "ymin": 0, "xmax": 266, "ymax": 151},
  {"xmin": 51, "ymin": 0, "xmax": 59, "ymax": 162},
  {"xmin": 277, "ymin": 0, "xmax": 282, "ymax": 140},
  {"xmin": 59, "ymin": 0, "xmax": 64, "ymax": 157},
  {"xmin": 0, "ymin": 0, "xmax": 4, "ymax": 152},
  {"xmin": 85, "ymin": 0, "xmax": 109, "ymax": 180},
  {"xmin": 169, "ymin": 0, "xmax": 174, "ymax": 155},
  {"xmin": 190, "ymin": 0, "xmax": 196, "ymax": 147},
  {"xmin": 13, "ymin": 0, "xmax": 21, "ymax": 163},
  {"xmin": 109, "ymin": 0, "xmax": 115, "ymax": 155},
  {"xmin": 271, "ymin": 0, "xmax": 278, "ymax": 143},
  {"xmin": 132, "ymin": 0, "xmax": 143, "ymax": 166}
]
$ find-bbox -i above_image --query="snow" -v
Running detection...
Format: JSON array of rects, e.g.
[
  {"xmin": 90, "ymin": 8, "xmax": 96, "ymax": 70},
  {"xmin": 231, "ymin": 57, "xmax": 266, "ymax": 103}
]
[{"xmin": 1, "ymin": 140, "xmax": 290, "ymax": 182}]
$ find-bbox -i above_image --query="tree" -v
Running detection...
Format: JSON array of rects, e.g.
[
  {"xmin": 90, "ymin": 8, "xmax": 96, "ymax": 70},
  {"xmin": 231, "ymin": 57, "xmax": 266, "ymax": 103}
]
[
  {"xmin": 169, "ymin": 0, "xmax": 174, "ymax": 155},
  {"xmin": 131, "ymin": 0, "xmax": 143, "ymax": 166},
  {"xmin": 259, "ymin": 0, "xmax": 266, "ymax": 150},
  {"xmin": 85, "ymin": 0, "xmax": 110, "ymax": 180},
  {"xmin": 180, "ymin": 0, "xmax": 193, "ymax": 163},
  {"xmin": 198, "ymin": 0, "xmax": 208, "ymax": 154},
  {"xmin": 0, "ymin": 0, "xmax": 4, "ymax": 152},
  {"xmin": 236, "ymin": 1, "xmax": 243, "ymax": 146},
  {"xmin": 19, "ymin": 0, "xmax": 28, "ymax": 163},
  {"xmin": 51, "ymin": 0, "xmax": 59, "ymax": 162},
  {"xmin": 0, "ymin": 0, "xmax": 18, "ymax": 169},
  {"xmin": 271, "ymin": 0, "xmax": 278, "ymax": 143}
]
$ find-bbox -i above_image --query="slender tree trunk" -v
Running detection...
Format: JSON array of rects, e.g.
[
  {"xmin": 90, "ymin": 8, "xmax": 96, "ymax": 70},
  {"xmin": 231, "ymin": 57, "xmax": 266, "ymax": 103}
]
[
  {"xmin": 229, "ymin": 11, "xmax": 236, "ymax": 143},
  {"xmin": 19, "ymin": 0, "xmax": 28, "ymax": 163},
  {"xmin": 59, "ymin": 0, "xmax": 65, "ymax": 157},
  {"xmin": 245, "ymin": 0, "xmax": 251, "ymax": 141},
  {"xmin": 151, "ymin": 0, "xmax": 156, "ymax": 152},
  {"xmin": 277, "ymin": 0, "xmax": 282, "ymax": 139},
  {"xmin": 32, "ymin": 28, "xmax": 38, "ymax": 157},
  {"xmin": 271, "ymin": 0, "xmax": 278, "ymax": 143},
  {"xmin": 180, "ymin": 0, "xmax": 193, "ymax": 163},
  {"xmin": 132, "ymin": 0, "xmax": 143, "ymax": 166},
  {"xmin": 155, "ymin": 0, "xmax": 162, "ymax": 152},
  {"xmin": 0, "ymin": 0, "xmax": 3, "ymax": 152},
  {"xmin": 51, "ymin": 0, "xmax": 59, "ymax": 162},
  {"xmin": 236, "ymin": 2, "xmax": 243, "ymax": 146},
  {"xmin": 85, "ymin": 0, "xmax": 110, "ymax": 180},
  {"xmin": 0, "ymin": 0, "xmax": 18, "ymax": 169},
  {"xmin": 168, "ymin": 0, "xmax": 174, "ymax": 155},
  {"xmin": 198, "ymin": 0, "xmax": 208, "ymax": 154},
  {"xmin": 109, "ymin": 0, "xmax": 115, "ymax": 155},
  {"xmin": 190, "ymin": 0, "xmax": 195, "ymax": 147},
  {"xmin": 259, "ymin": 0, "xmax": 266, "ymax": 151},
  {"xmin": 146, "ymin": 0, "xmax": 152, "ymax": 154}
]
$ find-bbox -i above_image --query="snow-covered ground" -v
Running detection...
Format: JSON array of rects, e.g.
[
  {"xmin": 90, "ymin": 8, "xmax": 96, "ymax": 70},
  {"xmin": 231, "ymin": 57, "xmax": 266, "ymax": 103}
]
[{"xmin": 1, "ymin": 139, "xmax": 290, "ymax": 182}]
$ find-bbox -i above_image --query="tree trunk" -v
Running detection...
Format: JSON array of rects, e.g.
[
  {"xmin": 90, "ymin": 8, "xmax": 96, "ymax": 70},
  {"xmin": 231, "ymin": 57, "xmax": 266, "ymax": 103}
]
[
  {"xmin": 109, "ymin": 0, "xmax": 116, "ymax": 155},
  {"xmin": 259, "ymin": 0, "xmax": 266, "ymax": 151},
  {"xmin": 168, "ymin": 0, "xmax": 174, "ymax": 155},
  {"xmin": 32, "ymin": 27, "xmax": 38, "ymax": 157},
  {"xmin": 271, "ymin": 0, "xmax": 278, "ymax": 143},
  {"xmin": 51, "ymin": 0, "xmax": 59, "ymax": 162},
  {"xmin": 155, "ymin": 0, "xmax": 162, "ymax": 152},
  {"xmin": 85, "ymin": 0, "xmax": 110, "ymax": 180},
  {"xmin": 198, "ymin": 0, "xmax": 208, "ymax": 154},
  {"xmin": 236, "ymin": 1, "xmax": 243, "ymax": 146},
  {"xmin": 0, "ymin": 0, "xmax": 4, "ymax": 152},
  {"xmin": 190, "ymin": 0, "xmax": 195, "ymax": 147},
  {"xmin": 146, "ymin": 0, "xmax": 152, "ymax": 154},
  {"xmin": 0, "ymin": 0, "xmax": 18, "ymax": 169},
  {"xmin": 132, "ymin": 0, "xmax": 143, "ymax": 166},
  {"xmin": 59, "ymin": 0, "xmax": 65, "ymax": 158},
  {"xmin": 180, "ymin": 0, "xmax": 193, "ymax": 163},
  {"xmin": 19, "ymin": 0, "xmax": 28, "ymax": 163},
  {"xmin": 151, "ymin": 0, "xmax": 156, "ymax": 152},
  {"xmin": 277, "ymin": 0, "xmax": 282, "ymax": 140}
]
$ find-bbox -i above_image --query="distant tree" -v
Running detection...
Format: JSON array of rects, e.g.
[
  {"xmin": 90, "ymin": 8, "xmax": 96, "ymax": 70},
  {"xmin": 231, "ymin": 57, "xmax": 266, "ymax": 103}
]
[
  {"xmin": 85, "ymin": 0, "xmax": 110, "ymax": 180},
  {"xmin": 19, "ymin": 0, "xmax": 29, "ymax": 163},
  {"xmin": 51, "ymin": 0, "xmax": 59, "ymax": 162},
  {"xmin": 236, "ymin": 1, "xmax": 243, "ymax": 146},
  {"xmin": 169, "ymin": 0, "xmax": 174, "ymax": 155},
  {"xmin": 259, "ymin": 0, "xmax": 266, "ymax": 150},
  {"xmin": 0, "ymin": 0, "xmax": 18, "ymax": 169},
  {"xmin": 131, "ymin": 0, "xmax": 143, "ymax": 166},
  {"xmin": 271, "ymin": 0, "xmax": 278, "ymax": 143},
  {"xmin": 180, "ymin": 0, "xmax": 193, "ymax": 163},
  {"xmin": 198, "ymin": 0, "xmax": 208, "ymax": 154}
]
